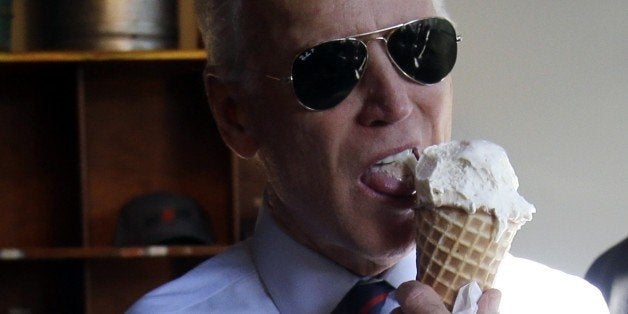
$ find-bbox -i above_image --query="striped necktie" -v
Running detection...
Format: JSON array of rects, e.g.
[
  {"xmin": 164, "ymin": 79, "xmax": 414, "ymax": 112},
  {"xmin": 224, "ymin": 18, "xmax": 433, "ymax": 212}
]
[{"xmin": 332, "ymin": 279, "xmax": 395, "ymax": 314}]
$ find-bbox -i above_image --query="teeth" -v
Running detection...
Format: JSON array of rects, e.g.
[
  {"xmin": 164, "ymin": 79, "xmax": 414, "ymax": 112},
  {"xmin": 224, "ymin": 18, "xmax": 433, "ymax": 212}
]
[{"xmin": 376, "ymin": 149, "xmax": 414, "ymax": 165}]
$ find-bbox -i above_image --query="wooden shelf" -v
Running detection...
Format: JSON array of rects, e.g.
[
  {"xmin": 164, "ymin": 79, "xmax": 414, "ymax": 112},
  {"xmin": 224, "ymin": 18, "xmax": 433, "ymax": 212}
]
[
  {"xmin": 0, "ymin": 50, "xmax": 206, "ymax": 63},
  {"xmin": 0, "ymin": 50, "xmax": 250, "ymax": 313},
  {"xmin": 0, "ymin": 3, "xmax": 263, "ymax": 311},
  {"xmin": 0, "ymin": 245, "xmax": 228, "ymax": 261}
]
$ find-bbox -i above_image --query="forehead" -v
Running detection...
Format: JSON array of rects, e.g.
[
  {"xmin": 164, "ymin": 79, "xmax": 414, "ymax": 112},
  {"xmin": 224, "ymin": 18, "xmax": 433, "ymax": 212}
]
[
  {"xmin": 286, "ymin": 0, "xmax": 433, "ymax": 38},
  {"xmin": 245, "ymin": 0, "xmax": 439, "ymax": 64}
]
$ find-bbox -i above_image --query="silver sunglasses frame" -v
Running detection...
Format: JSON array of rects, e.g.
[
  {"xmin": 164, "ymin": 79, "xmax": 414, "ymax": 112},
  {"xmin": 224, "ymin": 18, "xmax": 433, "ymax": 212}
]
[{"xmin": 266, "ymin": 17, "xmax": 461, "ymax": 110}]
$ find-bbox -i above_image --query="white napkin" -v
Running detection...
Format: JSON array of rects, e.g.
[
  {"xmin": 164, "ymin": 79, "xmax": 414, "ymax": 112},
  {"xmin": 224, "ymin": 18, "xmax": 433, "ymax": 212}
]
[{"xmin": 451, "ymin": 281, "xmax": 483, "ymax": 314}]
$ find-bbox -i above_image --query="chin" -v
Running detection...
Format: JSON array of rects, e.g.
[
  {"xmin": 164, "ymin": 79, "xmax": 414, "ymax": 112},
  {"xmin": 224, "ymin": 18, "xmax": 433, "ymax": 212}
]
[
  {"xmin": 360, "ymin": 240, "xmax": 415, "ymax": 272},
  {"xmin": 361, "ymin": 221, "xmax": 415, "ymax": 259}
]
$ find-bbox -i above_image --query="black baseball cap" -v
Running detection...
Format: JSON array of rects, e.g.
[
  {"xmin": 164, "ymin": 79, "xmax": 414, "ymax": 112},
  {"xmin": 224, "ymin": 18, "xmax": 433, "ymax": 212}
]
[{"xmin": 114, "ymin": 192, "xmax": 214, "ymax": 246}]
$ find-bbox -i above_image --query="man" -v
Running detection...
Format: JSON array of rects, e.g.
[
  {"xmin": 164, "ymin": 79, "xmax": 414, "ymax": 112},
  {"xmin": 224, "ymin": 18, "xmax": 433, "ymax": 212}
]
[{"xmin": 128, "ymin": 0, "xmax": 608, "ymax": 312}]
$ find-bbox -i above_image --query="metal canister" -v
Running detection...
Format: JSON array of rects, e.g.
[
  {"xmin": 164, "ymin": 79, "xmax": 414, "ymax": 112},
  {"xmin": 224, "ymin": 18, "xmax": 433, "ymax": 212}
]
[{"xmin": 24, "ymin": 0, "xmax": 178, "ymax": 51}]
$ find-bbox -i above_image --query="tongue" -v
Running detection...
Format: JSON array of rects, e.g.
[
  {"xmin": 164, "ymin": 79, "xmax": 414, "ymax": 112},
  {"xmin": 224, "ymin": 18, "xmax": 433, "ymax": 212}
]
[{"xmin": 361, "ymin": 166, "xmax": 415, "ymax": 197}]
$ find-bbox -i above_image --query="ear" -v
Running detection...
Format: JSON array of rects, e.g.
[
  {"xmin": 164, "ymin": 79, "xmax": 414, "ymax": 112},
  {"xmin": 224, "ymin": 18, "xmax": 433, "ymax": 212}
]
[{"xmin": 204, "ymin": 70, "xmax": 260, "ymax": 158}]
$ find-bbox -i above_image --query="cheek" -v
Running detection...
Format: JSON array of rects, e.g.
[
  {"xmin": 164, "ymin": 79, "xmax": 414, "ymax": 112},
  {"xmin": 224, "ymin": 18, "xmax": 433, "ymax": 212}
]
[
  {"xmin": 425, "ymin": 78, "xmax": 453, "ymax": 115},
  {"xmin": 439, "ymin": 79, "xmax": 454, "ymax": 139},
  {"xmin": 244, "ymin": 81, "xmax": 300, "ymax": 139},
  {"xmin": 256, "ymin": 112, "xmax": 327, "ymax": 185},
  {"xmin": 256, "ymin": 109, "xmax": 354, "ymax": 211},
  {"xmin": 415, "ymin": 79, "xmax": 453, "ymax": 141}
]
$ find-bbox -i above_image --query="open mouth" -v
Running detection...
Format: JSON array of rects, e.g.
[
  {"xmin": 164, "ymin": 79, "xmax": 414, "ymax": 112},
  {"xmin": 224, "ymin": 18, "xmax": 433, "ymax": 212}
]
[
  {"xmin": 374, "ymin": 149, "xmax": 416, "ymax": 167},
  {"xmin": 361, "ymin": 148, "xmax": 419, "ymax": 197}
]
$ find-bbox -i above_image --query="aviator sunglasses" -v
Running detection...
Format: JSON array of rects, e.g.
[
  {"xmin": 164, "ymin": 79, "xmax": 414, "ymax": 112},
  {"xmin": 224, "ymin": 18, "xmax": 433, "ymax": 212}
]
[{"xmin": 267, "ymin": 17, "xmax": 460, "ymax": 111}]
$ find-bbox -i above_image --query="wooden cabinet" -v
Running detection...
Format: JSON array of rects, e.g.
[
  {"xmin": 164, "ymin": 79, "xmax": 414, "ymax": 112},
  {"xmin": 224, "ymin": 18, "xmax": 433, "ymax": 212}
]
[{"xmin": 0, "ymin": 51, "xmax": 265, "ymax": 313}]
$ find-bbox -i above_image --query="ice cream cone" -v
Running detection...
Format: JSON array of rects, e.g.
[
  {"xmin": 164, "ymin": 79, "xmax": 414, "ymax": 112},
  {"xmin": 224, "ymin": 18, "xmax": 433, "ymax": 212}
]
[{"xmin": 415, "ymin": 206, "xmax": 521, "ymax": 310}]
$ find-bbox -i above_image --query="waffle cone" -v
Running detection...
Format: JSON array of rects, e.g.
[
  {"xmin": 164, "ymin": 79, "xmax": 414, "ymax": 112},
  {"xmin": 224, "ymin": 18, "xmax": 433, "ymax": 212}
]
[{"xmin": 415, "ymin": 207, "xmax": 520, "ymax": 310}]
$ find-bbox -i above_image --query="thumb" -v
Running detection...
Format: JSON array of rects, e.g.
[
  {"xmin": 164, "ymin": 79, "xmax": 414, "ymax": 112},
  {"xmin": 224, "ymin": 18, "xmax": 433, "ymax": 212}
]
[
  {"xmin": 477, "ymin": 288, "xmax": 501, "ymax": 314},
  {"xmin": 396, "ymin": 281, "xmax": 450, "ymax": 314}
]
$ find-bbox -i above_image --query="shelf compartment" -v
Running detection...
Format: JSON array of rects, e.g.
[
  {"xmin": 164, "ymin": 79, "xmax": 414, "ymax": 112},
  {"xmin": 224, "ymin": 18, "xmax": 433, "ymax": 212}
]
[
  {"xmin": 0, "ymin": 63, "xmax": 82, "ymax": 247},
  {"xmin": 0, "ymin": 260, "xmax": 84, "ymax": 313},
  {"xmin": 78, "ymin": 60, "xmax": 233, "ymax": 246}
]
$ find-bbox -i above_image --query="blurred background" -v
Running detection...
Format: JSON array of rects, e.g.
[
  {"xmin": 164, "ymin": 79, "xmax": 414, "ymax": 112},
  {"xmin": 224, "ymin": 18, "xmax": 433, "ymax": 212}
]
[{"xmin": 448, "ymin": 1, "xmax": 627, "ymax": 277}]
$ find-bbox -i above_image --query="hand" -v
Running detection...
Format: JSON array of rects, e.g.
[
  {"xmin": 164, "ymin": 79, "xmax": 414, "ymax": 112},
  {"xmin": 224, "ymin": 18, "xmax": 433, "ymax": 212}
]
[{"xmin": 392, "ymin": 281, "xmax": 501, "ymax": 314}]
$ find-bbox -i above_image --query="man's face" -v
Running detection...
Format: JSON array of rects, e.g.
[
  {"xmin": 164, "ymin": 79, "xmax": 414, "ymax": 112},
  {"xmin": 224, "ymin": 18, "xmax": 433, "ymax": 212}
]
[{"xmin": 236, "ymin": 0, "xmax": 453, "ymax": 271}]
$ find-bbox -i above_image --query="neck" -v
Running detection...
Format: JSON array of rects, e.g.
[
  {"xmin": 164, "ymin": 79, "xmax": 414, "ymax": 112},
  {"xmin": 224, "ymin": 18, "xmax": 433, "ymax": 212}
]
[{"xmin": 265, "ymin": 190, "xmax": 401, "ymax": 277}]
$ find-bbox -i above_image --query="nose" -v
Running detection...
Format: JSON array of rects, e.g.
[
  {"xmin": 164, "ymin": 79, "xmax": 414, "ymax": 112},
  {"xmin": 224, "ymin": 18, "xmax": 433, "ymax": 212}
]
[{"xmin": 355, "ymin": 38, "xmax": 413, "ymax": 127}]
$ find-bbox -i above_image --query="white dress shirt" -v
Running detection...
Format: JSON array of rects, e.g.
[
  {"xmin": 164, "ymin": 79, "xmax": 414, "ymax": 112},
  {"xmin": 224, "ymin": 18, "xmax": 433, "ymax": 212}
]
[{"xmin": 127, "ymin": 204, "xmax": 609, "ymax": 313}]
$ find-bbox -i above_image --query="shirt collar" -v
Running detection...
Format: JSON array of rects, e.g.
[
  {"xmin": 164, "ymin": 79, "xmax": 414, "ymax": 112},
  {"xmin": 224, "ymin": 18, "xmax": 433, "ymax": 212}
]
[{"xmin": 249, "ymin": 200, "xmax": 416, "ymax": 314}]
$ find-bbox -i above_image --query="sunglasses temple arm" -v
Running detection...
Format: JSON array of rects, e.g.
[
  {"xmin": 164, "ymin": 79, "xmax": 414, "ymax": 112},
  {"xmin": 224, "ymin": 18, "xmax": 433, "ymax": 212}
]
[{"xmin": 265, "ymin": 74, "xmax": 294, "ymax": 83}]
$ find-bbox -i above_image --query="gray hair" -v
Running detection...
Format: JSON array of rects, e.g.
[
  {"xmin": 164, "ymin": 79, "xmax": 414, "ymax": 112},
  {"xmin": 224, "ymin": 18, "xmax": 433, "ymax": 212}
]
[
  {"xmin": 194, "ymin": 0, "xmax": 449, "ymax": 81},
  {"xmin": 194, "ymin": 0, "xmax": 245, "ymax": 80}
]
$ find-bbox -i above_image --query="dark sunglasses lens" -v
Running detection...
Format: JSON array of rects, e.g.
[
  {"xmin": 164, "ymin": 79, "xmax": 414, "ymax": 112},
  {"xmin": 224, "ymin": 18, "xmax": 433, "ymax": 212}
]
[
  {"xmin": 387, "ymin": 18, "xmax": 457, "ymax": 84},
  {"xmin": 292, "ymin": 39, "xmax": 367, "ymax": 110}
]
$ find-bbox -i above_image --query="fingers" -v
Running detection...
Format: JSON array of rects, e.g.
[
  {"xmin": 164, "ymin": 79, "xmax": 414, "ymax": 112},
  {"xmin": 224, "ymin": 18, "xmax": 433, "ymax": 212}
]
[
  {"xmin": 394, "ymin": 282, "xmax": 501, "ymax": 314},
  {"xmin": 395, "ymin": 281, "xmax": 450, "ymax": 314},
  {"xmin": 477, "ymin": 288, "xmax": 501, "ymax": 314}
]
